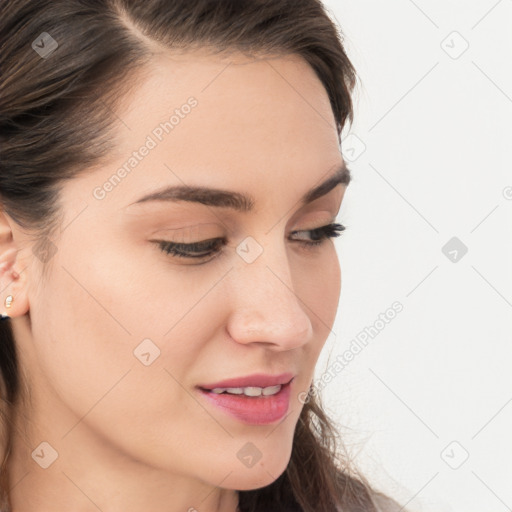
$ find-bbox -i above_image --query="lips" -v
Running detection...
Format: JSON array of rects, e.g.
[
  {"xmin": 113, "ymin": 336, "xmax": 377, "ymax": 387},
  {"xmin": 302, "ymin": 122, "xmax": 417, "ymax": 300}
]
[
  {"xmin": 198, "ymin": 372, "xmax": 295, "ymax": 391},
  {"xmin": 198, "ymin": 378, "xmax": 293, "ymax": 425}
]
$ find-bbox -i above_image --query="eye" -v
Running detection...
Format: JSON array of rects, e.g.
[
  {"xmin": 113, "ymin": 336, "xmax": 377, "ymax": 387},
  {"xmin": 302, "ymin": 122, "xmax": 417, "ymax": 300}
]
[
  {"xmin": 290, "ymin": 222, "xmax": 346, "ymax": 249},
  {"xmin": 157, "ymin": 237, "xmax": 225, "ymax": 261},
  {"xmin": 154, "ymin": 222, "xmax": 346, "ymax": 263}
]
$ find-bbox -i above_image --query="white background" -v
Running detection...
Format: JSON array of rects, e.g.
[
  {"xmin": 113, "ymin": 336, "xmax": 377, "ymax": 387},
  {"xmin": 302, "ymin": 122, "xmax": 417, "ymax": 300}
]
[{"xmin": 314, "ymin": 1, "xmax": 512, "ymax": 511}]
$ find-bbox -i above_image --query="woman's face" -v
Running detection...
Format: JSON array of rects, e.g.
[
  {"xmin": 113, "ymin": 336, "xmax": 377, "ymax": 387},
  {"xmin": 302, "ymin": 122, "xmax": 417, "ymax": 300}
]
[{"xmin": 11, "ymin": 51, "xmax": 347, "ymax": 505}]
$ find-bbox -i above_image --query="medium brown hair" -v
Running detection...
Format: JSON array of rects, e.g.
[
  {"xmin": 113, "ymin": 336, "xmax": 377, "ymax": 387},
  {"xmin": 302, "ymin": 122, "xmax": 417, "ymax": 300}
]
[{"xmin": 0, "ymin": 1, "xmax": 392, "ymax": 510}]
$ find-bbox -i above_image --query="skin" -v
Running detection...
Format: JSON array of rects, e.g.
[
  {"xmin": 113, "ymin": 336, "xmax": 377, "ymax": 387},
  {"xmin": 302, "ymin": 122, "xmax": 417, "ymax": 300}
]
[{"xmin": 0, "ymin": 50, "xmax": 347, "ymax": 511}]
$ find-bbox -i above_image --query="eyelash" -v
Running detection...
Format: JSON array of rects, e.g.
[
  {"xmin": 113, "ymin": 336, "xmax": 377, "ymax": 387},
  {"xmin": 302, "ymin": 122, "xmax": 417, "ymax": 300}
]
[{"xmin": 156, "ymin": 222, "xmax": 346, "ymax": 262}]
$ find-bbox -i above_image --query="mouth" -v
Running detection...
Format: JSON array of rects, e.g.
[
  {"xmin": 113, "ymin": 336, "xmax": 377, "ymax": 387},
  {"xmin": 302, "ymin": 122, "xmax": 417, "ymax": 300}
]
[
  {"xmin": 198, "ymin": 377, "xmax": 293, "ymax": 397},
  {"xmin": 196, "ymin": 377, "xmax": 294, "ymax": 425},
  {"xmin": 198, "ymin": 372, "xmax": 295, "ymax": 393}
]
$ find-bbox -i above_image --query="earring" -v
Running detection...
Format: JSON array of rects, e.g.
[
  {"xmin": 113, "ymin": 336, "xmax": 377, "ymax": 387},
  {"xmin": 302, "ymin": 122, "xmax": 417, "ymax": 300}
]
[{"xmin": 1, "ymin": 295, "xmax": 13, "ymax": 320}]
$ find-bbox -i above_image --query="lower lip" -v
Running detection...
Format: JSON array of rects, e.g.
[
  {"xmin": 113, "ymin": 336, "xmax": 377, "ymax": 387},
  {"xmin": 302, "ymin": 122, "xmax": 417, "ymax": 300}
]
[{"xmin": 197, "ymin": 382, "xmax": 292, "ymax": 425}]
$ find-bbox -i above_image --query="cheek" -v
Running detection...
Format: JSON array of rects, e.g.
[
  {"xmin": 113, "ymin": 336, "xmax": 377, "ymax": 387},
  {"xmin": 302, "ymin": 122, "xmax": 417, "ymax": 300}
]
[
  {"xmin": 321, "ymin": 248, "xmax": 342, "ymax": 315},
  {"xmin": 285, "ymin": 248, "xmax": 341, "ymax": 371},
  {"xmin": 296, "ymin": 248, "xmax": 341, "ymax": 329},
  {"xmin": 28, "ymin": 262, "xmax": 137, "ymax": 409},
  {"xmin": 27, "ymin": 252, "xmax": 209, "ymax": 463},
  {"xmin": 31, "ymin": 234, "xmax": 215, "ymax": 391}
]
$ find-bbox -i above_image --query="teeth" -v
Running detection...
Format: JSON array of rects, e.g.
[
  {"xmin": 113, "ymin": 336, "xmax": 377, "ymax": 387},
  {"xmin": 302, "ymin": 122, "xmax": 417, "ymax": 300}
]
[
  {"xmin": 209, "ymin": 384, "xmax": 282, "ymax": 397},
  {"xmin": 261, "ymin": 385, "xmax": 282, "ymax": 396}
]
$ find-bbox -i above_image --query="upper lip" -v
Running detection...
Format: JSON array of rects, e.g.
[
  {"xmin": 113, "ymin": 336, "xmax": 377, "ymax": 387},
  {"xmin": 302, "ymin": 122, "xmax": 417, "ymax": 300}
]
[{"xmin": 198, "ymin": 372, "xmax": 295, "ymax": 390}]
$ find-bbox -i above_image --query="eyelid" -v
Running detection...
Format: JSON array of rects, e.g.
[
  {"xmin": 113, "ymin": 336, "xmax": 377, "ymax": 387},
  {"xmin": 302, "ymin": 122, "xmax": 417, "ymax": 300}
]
[
  {"xmin": 291, "ymin": 213, "xmax": 340, "ymax": 233},
  {"xmin": 149, "ymin": 210, "xmax": 341, "ymax": 242},
  {"xmin": 154, "ymin": 221, "xmax": 346, "ymax": 264},
  {"xmin": 149, "ymin": 223, "xmax": 224, "ymax": 242},
  {"xmin": 154, "ymin": 221, "xmax": 342, "ymax": 248}
]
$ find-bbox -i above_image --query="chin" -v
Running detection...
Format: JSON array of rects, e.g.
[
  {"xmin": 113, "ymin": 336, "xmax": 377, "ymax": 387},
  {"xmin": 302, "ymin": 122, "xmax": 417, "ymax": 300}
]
[{"xmin": 220, "ymin": 453, "xmax": 291, "ymax": 491}]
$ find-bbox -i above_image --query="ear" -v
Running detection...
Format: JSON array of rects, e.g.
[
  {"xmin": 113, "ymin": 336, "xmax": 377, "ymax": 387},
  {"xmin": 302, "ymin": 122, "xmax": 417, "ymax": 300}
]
[{"xmin": 0, "ymin": 209, "xmax": 31, "ymax": 319}]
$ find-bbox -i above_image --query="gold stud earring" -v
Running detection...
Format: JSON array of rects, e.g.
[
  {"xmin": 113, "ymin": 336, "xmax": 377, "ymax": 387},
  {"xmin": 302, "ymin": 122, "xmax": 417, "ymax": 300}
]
[{"xmin": 1, "ymin": 295, "xmax": 13, "ymax": 320}]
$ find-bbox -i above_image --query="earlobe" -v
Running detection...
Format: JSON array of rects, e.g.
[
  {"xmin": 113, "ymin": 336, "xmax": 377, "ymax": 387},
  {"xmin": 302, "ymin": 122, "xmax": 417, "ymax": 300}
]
[
  {"xmin": 0, "ymin": 255, "xmax": 25, "ymax": 320},
  {"xmin": 1, "ymin": 294, "xmax": 14, "ymax": 319},
  {"xmin": 0, "ymin": 210, "xmax": 30, "ymax": 320},
  {"xmin": 0, "ymin": 267, "xmax": 29, "ymax": 320}
]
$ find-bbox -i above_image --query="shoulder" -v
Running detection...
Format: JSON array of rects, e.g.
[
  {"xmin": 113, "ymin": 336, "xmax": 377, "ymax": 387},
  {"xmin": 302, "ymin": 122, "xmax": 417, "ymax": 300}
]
[{"xmin": 370, "ymin": 490, "xmax": 412, "ymax": 512}]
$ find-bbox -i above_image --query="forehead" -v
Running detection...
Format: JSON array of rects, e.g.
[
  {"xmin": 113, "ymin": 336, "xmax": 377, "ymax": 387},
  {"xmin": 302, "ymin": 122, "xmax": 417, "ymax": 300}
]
[
  {"xmin": 74, "ymin": 51, "xmax": 343, "ymax": 212},
  {"xmin": 113, "ymin": 50, "xmax": 339, "ymax": 158}
]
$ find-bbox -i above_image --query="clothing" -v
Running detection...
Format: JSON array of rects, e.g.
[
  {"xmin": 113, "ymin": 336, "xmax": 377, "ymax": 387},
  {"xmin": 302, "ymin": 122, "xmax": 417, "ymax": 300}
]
[
  {"xmin": 236, "ymin": 490, "xmax": 409, "ymax": 512},
  {"xmin": 371, "ymin": 490, "xmax": 411, "ymax": 512}
]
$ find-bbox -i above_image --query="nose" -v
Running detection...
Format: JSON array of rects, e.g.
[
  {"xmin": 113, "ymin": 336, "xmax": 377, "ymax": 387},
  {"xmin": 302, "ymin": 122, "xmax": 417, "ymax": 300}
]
[{"xmin": 225, "ymin": 243, "xmax": 313, "ymax": 351}]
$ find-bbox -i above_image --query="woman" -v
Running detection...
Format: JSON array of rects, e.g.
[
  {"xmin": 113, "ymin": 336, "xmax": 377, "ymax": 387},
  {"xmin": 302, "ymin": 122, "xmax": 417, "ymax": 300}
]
[{"xmin": 0, "ymin": 1, "xmax": 407, "ymax": 510}]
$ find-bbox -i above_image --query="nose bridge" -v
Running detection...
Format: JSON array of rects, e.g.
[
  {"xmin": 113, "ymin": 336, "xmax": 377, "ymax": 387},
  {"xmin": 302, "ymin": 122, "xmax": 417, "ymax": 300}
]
[{"xmin": 225, "ymin": 236, "xmax": 313, "ymax": 347}]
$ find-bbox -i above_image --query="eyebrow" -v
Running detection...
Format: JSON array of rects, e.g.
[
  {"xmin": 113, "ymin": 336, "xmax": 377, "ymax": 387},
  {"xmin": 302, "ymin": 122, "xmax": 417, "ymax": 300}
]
[{"xmin": 128, "ymin": 163, "xmax": 350, "ymax": 212}]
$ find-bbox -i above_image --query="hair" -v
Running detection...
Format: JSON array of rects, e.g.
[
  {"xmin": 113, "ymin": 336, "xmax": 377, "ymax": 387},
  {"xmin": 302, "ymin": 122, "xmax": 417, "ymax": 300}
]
[{"xmin": 0, "ymin": 1, "xmax": 395, "ymax": 511}]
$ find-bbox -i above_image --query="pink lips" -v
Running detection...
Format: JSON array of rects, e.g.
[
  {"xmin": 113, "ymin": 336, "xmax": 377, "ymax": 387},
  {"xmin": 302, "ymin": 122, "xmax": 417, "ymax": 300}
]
[
  {"xmin": 196, "ymin": 372, "xmax": 295, "ymax": 425},
  {"xmin": 198, "ymin": 380, "xmax": 293, "ymax": 425},
  {"xmin": 198, "ymin": 372, "xmax": 294, "ymax": 390}
]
